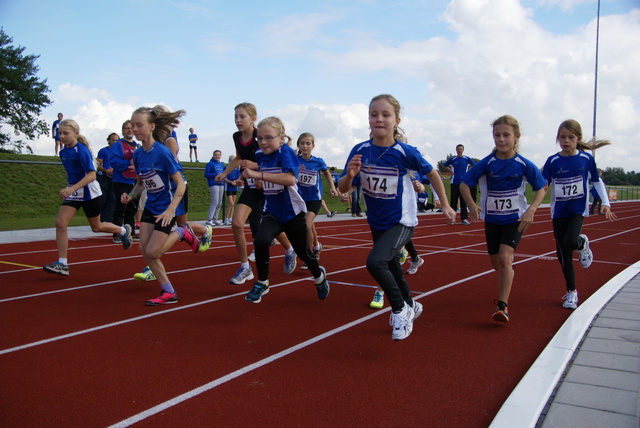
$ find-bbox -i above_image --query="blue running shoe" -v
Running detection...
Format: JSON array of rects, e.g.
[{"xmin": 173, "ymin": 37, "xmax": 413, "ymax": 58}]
[
  {"xmin": 121, "ymin": 224, "xmax": 133, "ymax": 250},
  {"xmin": 246, "ymin": 280, "xmax": 269, "ymax": 303},
  {"xmin": 230, "ymin": 266, "xmax": 254, "ymax": 284},
  {"xmin": 314, "ymin": 267, "xmax": 329, "ymax": 300},
  {"xmin": 43, "ymin": 261, "xmax": 69, "ymax": 276},
  {"xmin": 283, "ymin": 251, "xmax": 297, "ymax": 274}
]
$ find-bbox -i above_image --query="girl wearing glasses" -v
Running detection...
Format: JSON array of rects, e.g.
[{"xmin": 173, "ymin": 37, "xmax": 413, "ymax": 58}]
[{"xmin": 240, "ymin": 117, "xmax": 329, "ymax": 303}]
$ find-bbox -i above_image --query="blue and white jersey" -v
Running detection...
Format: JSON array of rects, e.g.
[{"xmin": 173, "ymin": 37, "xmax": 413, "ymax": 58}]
[
  {"xmin": 226, "ymin": 167, "xmax": 240, "ymax": 192},
  {"xmin": 542, "ymin": 151, "xmax": 602, "ymax": 219},
  {"xmin": 297, "ymin": 154, "xmax": 328, "ymax": 202},
  {"xmin": 96, "ymin": 145, "xmax": 111, "ymax": 171},
  {"xmin": 59, "ymin": 142, "xmax": 102, "ymax": 202},
  {"xmin": 255, "ymin": 144, "xmax": 306, "ymax": 224},
  {"xmin": 462, "ymin": 153, "xmax": 545, "ymax": 225},
  {"xmin": 132, "ymin": 142, "xmax": 181, "ymax": 216},
  {"xmin": 342, "ymin": 139, "xmax": 432, "ymax": 231},
  {"xmin": 444, "ymin": 155, "xmax": 476, "ymax": 184}
]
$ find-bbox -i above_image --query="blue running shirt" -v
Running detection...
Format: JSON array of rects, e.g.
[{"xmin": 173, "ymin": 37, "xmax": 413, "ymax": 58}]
[
  {"xmin": 132, "ymin": 142, "xmax": 181, "ymax": 216},
  {"xmin": 297, "ymin": 154, "xmax": 328, "ymax": 202},
  {"xmin": 59, "ymin": 142, "xmax": 102, "ymax": 201}
]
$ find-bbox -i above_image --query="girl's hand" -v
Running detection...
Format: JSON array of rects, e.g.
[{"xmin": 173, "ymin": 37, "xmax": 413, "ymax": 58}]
[
  {"xmin": 602, "ymin": 205, "xmax": 617, "ymax": 221},
  {"xmin": 517, "ymin": 208, "xmax": 535, "ymax": 232},
  {"xmin": 434, "ymin": 199, "xmax": 442, "ymax": 209},
  {"xmin": 467, "ymin": 203, "xmax": 480, "ymax": 223},
  {"xmin": 240, "ymin": 160, "xmax": 258, "ymax": 170},
  {"xmin": 121, "ymin": 193, "xmax": 132, "ymax": 204},
  {"xmin": 58, "ymin": 187, "xmax": 73, "ymax": 199},
  {"xmin": 346, "ymin": 155, "xmax": 362, "ymax": 178},
  {"xmin": 442, "ymin": 206, "xmax": 456, "ymax": 223},
  {"xmin": 412, "ymin": 180, "xmax": 425, "ymax": 193},
  {"xmin": 155, "ymin": 209, "xmax": 174, "ymax": 227}
]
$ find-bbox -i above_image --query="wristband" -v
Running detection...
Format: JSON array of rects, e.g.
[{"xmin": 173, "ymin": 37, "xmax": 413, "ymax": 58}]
[{"xmin": 128, "ymin": 192, "xmax": 138, "ymax": 200}]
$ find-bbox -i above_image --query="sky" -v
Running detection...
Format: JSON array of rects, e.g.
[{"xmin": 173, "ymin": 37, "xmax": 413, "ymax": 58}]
[{"xmin": 1, "ymin": 0, "xmax": 639, "ymax": 172}]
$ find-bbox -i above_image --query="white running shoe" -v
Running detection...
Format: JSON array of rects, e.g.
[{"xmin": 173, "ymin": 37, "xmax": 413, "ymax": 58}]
[
  {"xmin": 562, "ymin": 290, "xmax": 579, "ymax": 309},
  {"xmin": 407, "ymin": 257, "xmax": 425, "ymax": 275},
  {"xmin": 577, "ymin": 234, "xmax": 593, "ymax": 268},
  {"xmin": 247, "ymin": 250, "xmax": 256, "ymax": 262},
  {"xmin": 390, "ymin": 303, "xmax": 415, "ymax": 340},
  {"xmin": 230, "ymin": 266, "xmax": 254, "ymax": 284}
]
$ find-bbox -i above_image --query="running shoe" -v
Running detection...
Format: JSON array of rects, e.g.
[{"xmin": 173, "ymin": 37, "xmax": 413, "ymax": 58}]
[
  {"xmin": 562, "ymin": 290, "xmax": 579, "ymax": 309},
  {"xmin": 133, "ymin": 266, "xmax": 156, "ymax": 282},
  {"xmin": 199, "ymin": 225, "xmax": 213, "ymax": 252},
  {"xmin": 370, "ymin": 290, "xmax": 384, "ymax": 309},
  {"xmin": 412, "ymin": 300, "xmax": 423, "ymax": 320},
  {"xmin": 246, "ymin": 280, "xmax": 269, "ymax": 303},
  {"xmin": 113, "ymin": 235, "xmax": 122, "ymax": 244},
  {"xmin": 314, "ymin": 267, "xmax": 329, "ymax": 300},
  {"xmin": 230, "ymin": 266, "xmax": 254, "ymax": 284},
  {"xmin": 492, "ymin": 300, "xmax": 509, "ymax": 323},
  {"xmin": 121, "ymin": 224, "xmax": 133, "ymax": 250},
  {"xmin": 283, "ymin": 251, "xmax": 297, "ymax": 274},
  {"xmin": 406, "ymin": 257, "xmax": 425, "ymax": 275},
  {"xmin": 43, "ymin": 261, "xmax": 69, "ymax": 276},
  {"xmin": 145, "ymin": 291, "xmax": 178, "ymax": 306},
  {"xmin": 398, "ymin": 247, "xmax": 409, "ymax": 264},
  {"xmin": 390, "ymin": 303, "xmax": 415, "ymax": 340},
  {"xmin": 327, "ymin": 211, "xmax": 337, "ymax": 218},
  {"xmin": 247, "ymin": 250, "xmax": 256, "ymax": 262},
  {"xmin": 300, "ymin": 263, "xmax": 308, "ymax": 270},
  {"xmin": 180, "ymin": 223, "xmax": 199, "ymax": 253},
  {"xmin": 461, "ymin": 219, "xmax": 471, "ymax": 226},
  {"xmin": 577, "ymin": 234, "xmax": 593, "ymax": 268}
]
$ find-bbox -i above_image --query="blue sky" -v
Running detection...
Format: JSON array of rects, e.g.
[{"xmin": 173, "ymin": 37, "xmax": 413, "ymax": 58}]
[{"xmin": 1, "ymin": 0, "xmax": 639, "ymax": 172}]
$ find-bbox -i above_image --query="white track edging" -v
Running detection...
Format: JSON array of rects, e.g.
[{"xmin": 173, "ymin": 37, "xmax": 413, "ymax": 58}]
[{"xmin": 489, "ymin": 260, "xmax": 640, "ymax": 428}]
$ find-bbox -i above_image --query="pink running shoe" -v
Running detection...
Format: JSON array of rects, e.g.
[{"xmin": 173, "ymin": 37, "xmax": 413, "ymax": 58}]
[
  {"xmin": 145, "ymin": 291, "xmax": 178, "ymax": 306},
  {"xmin": 180, "ymin": 223, "xmax": 199, "ymax": 253}
]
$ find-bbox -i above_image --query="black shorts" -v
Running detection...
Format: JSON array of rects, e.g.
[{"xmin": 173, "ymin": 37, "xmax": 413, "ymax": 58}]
[
  {"xmin": 237, "ymin": 187, "xmax": 264, "ymax": 211},
  {"xmin": 226, "ymin": 190, "xmax": 238, "ymax": 197},
  {"xmin": 61, "ymin": 197, "xmax": 101, "ymax": 218},
  {"xmin": 141, "ymin": 208, "xmax": 175, "ymax": 235},
  {"xmin": 484, "ymin": 222, "xmax": 522, "ymax": 255},
  {"xmin": 305, "ymin": 200, "xmax": 321, "ymax": 215}
]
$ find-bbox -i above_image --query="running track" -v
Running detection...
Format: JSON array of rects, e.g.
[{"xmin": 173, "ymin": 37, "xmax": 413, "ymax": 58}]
[{"xmin": 1, "ymin": 202, "xmax": 639, "ymax": 427}]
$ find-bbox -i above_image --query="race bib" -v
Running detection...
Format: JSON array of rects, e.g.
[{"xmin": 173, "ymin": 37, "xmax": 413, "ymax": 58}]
[
  {"xmin": 140, "ymin": 170, "xmax": 165, "ymax": 193},
  {"xmin": 298, "ymin": 169, "xmax": 317, "ymax": 187},
  {"xmin": 360, "ymin": 165, "xmax": 399, "ymax": 200},
  {"xmin": 554, "ymin": 176, "xmax": 584, "ymax": 201},
  {"xmin": 486, "ymin": 189, "xmax": 518, "ymax": 216},
  {"xmin": 65, "ymin": 186, "xmax": 84, "ymax": 201},
  {"xmin": 261, "ymin": 167, "xmax": 284, "ymax": 196}
]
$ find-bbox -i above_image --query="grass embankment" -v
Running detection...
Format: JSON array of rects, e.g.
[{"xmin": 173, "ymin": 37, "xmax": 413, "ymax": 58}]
[{"xmin": 0, "ymin": 153, "xmax": 552, "ymax": 231}]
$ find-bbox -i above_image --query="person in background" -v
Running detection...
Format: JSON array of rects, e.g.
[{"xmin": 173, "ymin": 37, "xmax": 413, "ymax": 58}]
[
  {"xmin": 444, "ymin": 144, "xmax": 476, "ymax": 225},
  {"xmin": 541, "ymin": 120, "xmax": 616, "ymax": 311},
  {"xmin": 461, "ymin": 115, "xmax": 546, "ymax": 323},
  {"xmin": 52, "ymin": 112, "xmax": 63, "ymax": 156},
  {"xmin": 205, "ymin": 150, "xmax": 225, "ymax": 226},
  {"xmin": 589, "ymin": 168, "xmax": 605, "ymax": 215},
  {"xmin": 110, "ymin": 120, "xmax": 139, "ymax": 242},
  {"xmin": 43, "ymin": 119, "xmax": 132, "ymax": 276},
  {"xmin": 96, "ymin": 132, "xmax": 118, "ymax": 223},
  {"xmin": 188, "ymin": 127, "xmax": 199, "ymax": 162}
]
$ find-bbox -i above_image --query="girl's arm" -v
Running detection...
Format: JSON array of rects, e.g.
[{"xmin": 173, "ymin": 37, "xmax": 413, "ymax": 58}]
[
  {"xmin": 216, "ymin": 151, "xmax": 241, "ymax": 182},
  {"xmin": 120, "ymin": 178, "xmax": 144, "ymax": 204},
  {"xmin": 427, "ymin": 169, "xmax": 455, "ymax": 222},
  {"xmin": 517, "ymin": 187, "xmax": 546, "ymax": 232},
  {"xmin": 155, "ymin": 171, "xmax": 186, "ymax": 227},
  {"xmin": 338, "ymin": 155, "xmax": 361, "ymax": 194},
  {"xmin": 164, "ymin": 137, "xmax": 179, "ymax": 161},
  {"xmin": 322, "ymin": 169, "xmax": 339, "ymax": 196},
  {"xmin": 243, "ymin": 168, "xmax": 296, "ymax": 187},
  {"xmin": 59, "ymin": 170, "xmax": 98, "ymax": 199}
]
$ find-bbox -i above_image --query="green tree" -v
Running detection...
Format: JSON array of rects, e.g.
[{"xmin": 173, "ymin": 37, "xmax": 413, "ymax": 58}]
[{"xmin": 0, "ymin": 27, "xmax": 51, "ymax": 154}]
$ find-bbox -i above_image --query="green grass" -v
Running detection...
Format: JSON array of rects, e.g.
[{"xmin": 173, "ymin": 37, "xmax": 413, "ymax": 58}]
[{"xmin": 0, "ymin": 153, "xmax": 559, "ymax": 231}]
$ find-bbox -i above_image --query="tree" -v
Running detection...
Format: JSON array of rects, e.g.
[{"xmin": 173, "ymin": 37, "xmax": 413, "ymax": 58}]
[{"xmin": 0, "ymin": 27, "xmax": 51, "ymax": 154}]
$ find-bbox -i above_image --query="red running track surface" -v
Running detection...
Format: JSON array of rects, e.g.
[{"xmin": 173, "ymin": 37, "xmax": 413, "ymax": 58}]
[{"xmin": 1, "ymin": 202, "xmax": 639, "ymax": 427}]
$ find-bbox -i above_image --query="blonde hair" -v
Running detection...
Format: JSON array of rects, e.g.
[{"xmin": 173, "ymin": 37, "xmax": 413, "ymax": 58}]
[
  {"xmin": 369, "ymin": 94, "xmax": 407, "ymax": 143},
  {"xmin": 556, "ymin": 119, "xmax": 611, "ymax": 151},
  {"xmin": 59, "ymin": 119, "xmax": 92, "ymax": 157},
  {"xmin": 132, "ymin": 105, "xmax": 185, "ymax": 143},
  {"xmin": 235, "ymin": 102, "xmax": 257, "ymax": 122},
  {"xmin": 257, "ymin": 116, "xmax": 292, "ymax": 146},
  {"xmin": 491, "ymin": 115, "xmax": 521, "ymax": 153}
]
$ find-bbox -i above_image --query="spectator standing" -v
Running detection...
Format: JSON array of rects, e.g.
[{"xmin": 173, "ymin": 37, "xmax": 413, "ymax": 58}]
[
  {"xmin": 444, "ymin": 144, "xmax": 476, "ymax": 225},
  {"xmin": 52, "ymin": 112, "xmax": 63, "ymax": 156},
  {"xmin": 205, "ymin": 150, "xmax": 225, "ymax": 226},
  {"xmin": 188, "ymin": 127, "xmax": 199, "ymax": 162}
]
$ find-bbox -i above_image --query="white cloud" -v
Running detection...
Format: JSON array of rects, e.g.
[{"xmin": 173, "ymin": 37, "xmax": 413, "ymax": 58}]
[{"xmin": 57, "ymin": 83, "xmax": 113, "ymax": 103}]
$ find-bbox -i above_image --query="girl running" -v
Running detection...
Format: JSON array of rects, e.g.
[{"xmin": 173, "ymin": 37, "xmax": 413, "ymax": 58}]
[
  {"xmin": 461, "ymin": 115, "xmax": 546, "ymax": 323},
  {"xmin": 215, "ymin": 103, "xmax": 295, "ymax": 285},
  {"xmin": 339, "ymin": 94, "xmax": 454, "ymax": 340},
  {"xmin": 121, "ymin": 106, "xmax": 198, "ymax": 306},
  {"xmin": 296, "ymin": 132, "xmax": 339, "ymax": 269},
  {"xmin": 541, "ymin": 119, "xmax": 616, "ymax": 310},
  {"xmin": 43, "ymin": 119, "xmax": 133, "ymax": 276},
  {"xmin": 241, "ymin": 117, "xmax": 329, "ymax": 303}
]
